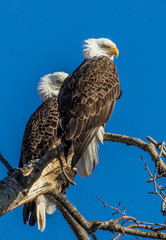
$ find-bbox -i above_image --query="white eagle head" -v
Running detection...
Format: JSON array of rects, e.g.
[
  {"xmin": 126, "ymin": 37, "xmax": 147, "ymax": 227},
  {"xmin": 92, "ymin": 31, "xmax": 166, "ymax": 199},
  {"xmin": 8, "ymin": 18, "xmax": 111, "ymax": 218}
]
[
  {"xmin": 83, "ymin": 38, "xmax": 119, "ymax": 60},
  {"xmin": 38, "ymin": 72, "xmax": 69, "ymax": 102}
]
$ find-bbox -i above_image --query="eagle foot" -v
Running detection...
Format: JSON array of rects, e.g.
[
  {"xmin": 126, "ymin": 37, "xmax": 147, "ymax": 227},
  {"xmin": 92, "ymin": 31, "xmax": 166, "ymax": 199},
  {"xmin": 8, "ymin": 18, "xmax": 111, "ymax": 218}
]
[
  {"xmin": 72, "ymin": 167, "xmax": 77, "ymax": 173},
  {"xmin": 58, "ymin": 156, "xmax": 76, "ymax": 185},
  {"xmin": 22, "ymin": 167, "xmax": 34, "ymax": 176},
  {"xmin": 55, "ymin": 183, "xmax": 62, "ymax": 192},
  {"xmin": 62, "ymin": 167, "xmax": 76, "ymax": 186}
]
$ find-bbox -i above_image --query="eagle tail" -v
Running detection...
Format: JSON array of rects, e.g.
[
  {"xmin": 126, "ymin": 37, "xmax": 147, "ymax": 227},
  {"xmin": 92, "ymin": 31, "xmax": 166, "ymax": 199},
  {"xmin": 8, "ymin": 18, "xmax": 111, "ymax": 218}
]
[
  {"xmin": 23, "ymin": 200, "xmax": 37, "ymax": 227},
  {"xmin": 76, "ymin": 127, "xmax": 104, "ymax": 177},
  {"xmin": 36, "ymin": 195, "xmax": 56, "ymax": 232},
  {"xmin": 96, "ymin": 126, "xmax": 105, "ymax": 143}
]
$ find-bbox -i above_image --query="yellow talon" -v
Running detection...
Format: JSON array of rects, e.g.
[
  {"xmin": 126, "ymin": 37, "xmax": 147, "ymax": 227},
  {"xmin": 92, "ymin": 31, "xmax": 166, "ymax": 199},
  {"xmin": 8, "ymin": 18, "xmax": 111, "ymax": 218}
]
[
  {"xmin": 55, "ymin": 183, "xmax": 61, "ymax": 192},
  {"xmin": 23, "ymin": 167, "xmax": 33, "ymax": 176}
]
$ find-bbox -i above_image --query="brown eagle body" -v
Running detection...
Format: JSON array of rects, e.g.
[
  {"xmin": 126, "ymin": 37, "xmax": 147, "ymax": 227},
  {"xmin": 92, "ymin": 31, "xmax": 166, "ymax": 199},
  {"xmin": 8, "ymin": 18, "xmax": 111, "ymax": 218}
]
[
  {"xmin": 19, "ymin": 96, "xmax": 60, "ymax": 227},
  {"xmin": 57, "ymin": 56, "xmax": 121, "ymax": 167},
  {"xmin": 20, "ymin": 96, "xmax": 60, "ymax": 167}
]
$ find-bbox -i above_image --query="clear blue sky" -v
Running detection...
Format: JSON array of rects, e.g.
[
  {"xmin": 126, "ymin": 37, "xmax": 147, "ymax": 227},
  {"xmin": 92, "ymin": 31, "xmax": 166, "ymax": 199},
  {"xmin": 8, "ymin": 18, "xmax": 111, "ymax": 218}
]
[{"xmin": 0, "ymin": 0, "xmax": 166, "ymax": 239}]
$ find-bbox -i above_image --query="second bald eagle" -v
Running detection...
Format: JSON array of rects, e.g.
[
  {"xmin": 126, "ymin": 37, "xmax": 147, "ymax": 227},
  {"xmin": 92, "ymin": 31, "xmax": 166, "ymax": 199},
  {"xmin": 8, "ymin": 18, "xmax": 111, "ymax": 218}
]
[{"xmin": 57, "ymin": 38, "xmax": 121, "ymax": 175}]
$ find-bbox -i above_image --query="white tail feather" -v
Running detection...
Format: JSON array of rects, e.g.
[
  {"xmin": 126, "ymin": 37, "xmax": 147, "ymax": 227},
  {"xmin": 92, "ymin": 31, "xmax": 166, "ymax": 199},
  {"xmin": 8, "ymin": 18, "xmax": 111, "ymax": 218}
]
[
  {"xmin": 96, "ymin": 126, "xmax": 105, "ymax": 143},
  {"xmin": 36, "ymin": 195, "xmax": 46, "ymax": 232},
  {"xmin": 46, "ymin": 202, "xmax": 56, "ymax": 215},
  {"xmin": 77, "ymin": 127, "xmax": 105, "ymax": 177},
  {"xmin": 36, "ymin": 195, "xmax": 56, "ymax": 232}
]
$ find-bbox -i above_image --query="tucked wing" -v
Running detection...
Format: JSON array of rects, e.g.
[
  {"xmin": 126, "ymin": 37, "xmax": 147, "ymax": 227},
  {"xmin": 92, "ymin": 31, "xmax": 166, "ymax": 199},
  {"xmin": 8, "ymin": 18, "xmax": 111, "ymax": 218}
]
[
  {"xmin": 19, "ymin": 96, "xmax": 60, "ymax": 167},
  {"xmin": 19, "ymin": 96, "xmax": 60, "ymax": 229},
  {"xmin": 58, "ymin": 56, "xmax": 121, "ymax": 165}
]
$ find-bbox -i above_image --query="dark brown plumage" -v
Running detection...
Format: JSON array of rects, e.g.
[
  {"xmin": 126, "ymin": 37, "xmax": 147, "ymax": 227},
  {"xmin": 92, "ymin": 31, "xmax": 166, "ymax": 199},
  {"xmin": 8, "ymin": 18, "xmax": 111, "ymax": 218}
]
[
  {"xmin": 57, "ymin": 56, "xmax": 121, "ymax": 166},
  {"xmin": 19, "ymin": 96, "xmax": 60, "ymax": 226},
  {"xmin": 19, "ymin": 96, "xmax": 60, "ymax": 167}
]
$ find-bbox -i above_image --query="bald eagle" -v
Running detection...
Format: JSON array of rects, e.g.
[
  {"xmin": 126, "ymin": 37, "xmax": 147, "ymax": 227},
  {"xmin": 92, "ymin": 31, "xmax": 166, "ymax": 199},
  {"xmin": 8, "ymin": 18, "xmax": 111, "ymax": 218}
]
[
  {"xmin": 38, "ymin": 71, "xmax": 105, "ymax": 177},
  {"xmin": 57, "ymin": 38, "xmax": 121, "ymax": 174},
  {"xmin": 19, "ymin": 72, "xmax": 68, "ymax": 232}
]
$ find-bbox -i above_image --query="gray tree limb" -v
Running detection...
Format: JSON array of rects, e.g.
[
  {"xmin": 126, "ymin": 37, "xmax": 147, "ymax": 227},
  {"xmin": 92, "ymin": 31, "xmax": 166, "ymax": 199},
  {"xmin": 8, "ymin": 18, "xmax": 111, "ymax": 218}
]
[
  {"xmin": 0, "ymin": 132, "xmax": 166, "ymax": 239},
  {"xmin": 104, "ymin": 133, "xmax": 166, "ymax": 174},
  {"xmin": 47, "ymin": 189, "xmax": 166, "ymax": 239},
  {"xmin": 55, "ymin": 197, "xmax": 91, "ymax": 240},
  {"xmin": 0, "ymin": 144, "xmax": 75, "ymax": 216}
]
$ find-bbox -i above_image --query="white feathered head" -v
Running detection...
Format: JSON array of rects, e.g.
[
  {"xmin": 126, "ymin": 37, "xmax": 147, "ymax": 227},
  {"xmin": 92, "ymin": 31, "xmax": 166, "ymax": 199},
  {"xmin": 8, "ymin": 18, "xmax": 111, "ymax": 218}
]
[
  {"xmin": 83, "ymin": 38, "xmax": 119, "ymax": 60},
  {"xmin": 38, "ymin": 72, "xmax": 69, "ymax": 102}
]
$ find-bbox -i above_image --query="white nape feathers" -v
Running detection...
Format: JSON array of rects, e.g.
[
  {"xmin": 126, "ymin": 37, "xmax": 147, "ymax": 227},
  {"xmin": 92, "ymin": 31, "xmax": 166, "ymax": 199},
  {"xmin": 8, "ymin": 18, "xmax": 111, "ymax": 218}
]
[
  {"xmin": 83, "ymin": 38, "xmax": 118, "ymax": 60},
  {"xmin": 38, "ymin": 72, "xmax": 69, "ymax": 102}
]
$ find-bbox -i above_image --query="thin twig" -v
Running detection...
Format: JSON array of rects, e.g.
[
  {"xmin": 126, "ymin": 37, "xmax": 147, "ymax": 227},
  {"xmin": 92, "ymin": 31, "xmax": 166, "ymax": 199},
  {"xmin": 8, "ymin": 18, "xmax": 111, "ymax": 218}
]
[
  {"xmin": 91, "ymin": 233, "xmax": 98, "ymax": 240},
  {"xmin": 146, "ymin": 173, "xmax": 166, "ymax": 182},
  {"xmin": 161, "ymin": 197, "xmax": 166, "ymax": 216},
  {"xmin": 97, "ymin": 196, "xmax": 127, "ymax": 217},
  {"xmin": 141, "ymin": 155, "xmax": 166, "ymax": 216},
  {"xmin": 112, "ymin": 233, "xmax": 123, "ymax": 240},
  {"xmin": 141, "ymin": 156, "xmax": 165, "ymax": 199},
  {"xmin": 146, "ymin": 136, "xmax": 166, "ymax": 158},
  {"xmin": 97, "ymin": 196, "xmax": 166, "ymax": 229},
  {"xmin": 0, "ymin": 153, "xmax": 13, "ymax": 171},
  {"xmin": 158, "ymin": 141, "xmax": 166, "ymax": 159}
]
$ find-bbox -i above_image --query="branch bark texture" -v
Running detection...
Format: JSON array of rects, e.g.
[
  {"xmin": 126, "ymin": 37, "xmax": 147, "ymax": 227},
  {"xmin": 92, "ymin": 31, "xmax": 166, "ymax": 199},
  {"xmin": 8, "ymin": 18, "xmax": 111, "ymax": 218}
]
[
  {"xmin": 0, "ymin": 133, "xmax": 166, "ymax": 240},
  {"xmin": 104, "ymin": 133, "xmax": 166, "ymax": 174},
  {"xmin": 0, "ymin": 145, "xmax": 75, "ymax": 216}
]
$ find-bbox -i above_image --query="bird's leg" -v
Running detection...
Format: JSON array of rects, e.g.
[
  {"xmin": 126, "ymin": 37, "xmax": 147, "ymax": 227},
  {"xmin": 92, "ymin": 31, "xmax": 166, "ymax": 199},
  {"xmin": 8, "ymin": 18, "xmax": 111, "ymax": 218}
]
[
  {"xmin": 55, "ymin": 183, "xmax": 62, "ymax": 192},
  {"xmin": 58, "ymin": 156, "xmax": 76, "ymax": 186}
]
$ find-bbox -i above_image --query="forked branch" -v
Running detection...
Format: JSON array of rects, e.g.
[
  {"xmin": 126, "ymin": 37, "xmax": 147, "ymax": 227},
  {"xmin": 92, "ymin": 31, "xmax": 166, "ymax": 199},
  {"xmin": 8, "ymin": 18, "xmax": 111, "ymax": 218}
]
[{"xmin": 0, "ymin": 132, "xmax": 166, "ymax": 239}]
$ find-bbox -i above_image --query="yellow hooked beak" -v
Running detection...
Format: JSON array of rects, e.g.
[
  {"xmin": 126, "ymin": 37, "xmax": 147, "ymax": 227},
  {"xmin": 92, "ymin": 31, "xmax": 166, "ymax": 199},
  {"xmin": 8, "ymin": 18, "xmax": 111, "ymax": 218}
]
[{"xmin": 107, "ymin": 46, "xmax": 119, "ymax": 58}]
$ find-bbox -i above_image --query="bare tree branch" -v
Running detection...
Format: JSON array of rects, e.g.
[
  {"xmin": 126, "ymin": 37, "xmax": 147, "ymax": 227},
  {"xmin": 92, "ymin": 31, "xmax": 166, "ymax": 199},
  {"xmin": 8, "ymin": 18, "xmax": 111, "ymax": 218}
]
[
  {"xmin": 141, "ymin": 155, "xmax": 166, "ymax": 216},
  {"xmin": 54, "ymin": 197, "xmax": 90, "ymax": 240},
  {"xmin": 146, "ymin": 136, "xmax": 166, "ymax": 158},
  {"xmin": 112, "ymin": 233, "xmax": 123, "ymax": 240},
  {"xmin": 0, "ymin": 132, "xmax": 166, "ymax": 239},
  {"xmin": 93, "ymin": 220, "xmax": 166, "ymax": 239},
  {"xmin": 0, "ymin": 144, "xmax": 75, "ymax": 216},
  {"xmin": 47, "ymin": 189, "xmax": 166, "ymax": 239},
  {"xmin": 48, "ymin": 190, "xmax": 91, "ymax": 231},
  {"xmin": 104, "ymin": 133, "xmax": 166, "ymax": 175},
  {"xmin": 97, "ymin": 196, "xmax": 166, "ymax": 228}
]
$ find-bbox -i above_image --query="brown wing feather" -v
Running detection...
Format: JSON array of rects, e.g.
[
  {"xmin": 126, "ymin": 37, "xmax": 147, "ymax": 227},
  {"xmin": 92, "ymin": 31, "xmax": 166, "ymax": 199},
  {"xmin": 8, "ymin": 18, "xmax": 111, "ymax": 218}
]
[
  {"xmin": 58, "ymin": 56, "xmax": 121, "ymax": 165},
  {"xmin": 19, "ymin": 96, "xmax": 60, "ymax": 226},
  {"xmin": 19, "ymin": 96, "xmax": 60, "ymax": 167}
]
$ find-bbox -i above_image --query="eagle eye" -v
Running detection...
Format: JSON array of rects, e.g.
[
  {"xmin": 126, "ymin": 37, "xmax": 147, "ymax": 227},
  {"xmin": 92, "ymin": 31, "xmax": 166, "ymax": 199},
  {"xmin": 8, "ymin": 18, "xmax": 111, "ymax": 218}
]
[
  {"xmin": 56, "ymin": 80, "xmax": 61, "ymax": 84},
  {"xmin": 102, "ymin": 44, "xmax": 110, "ymax": 49}
]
